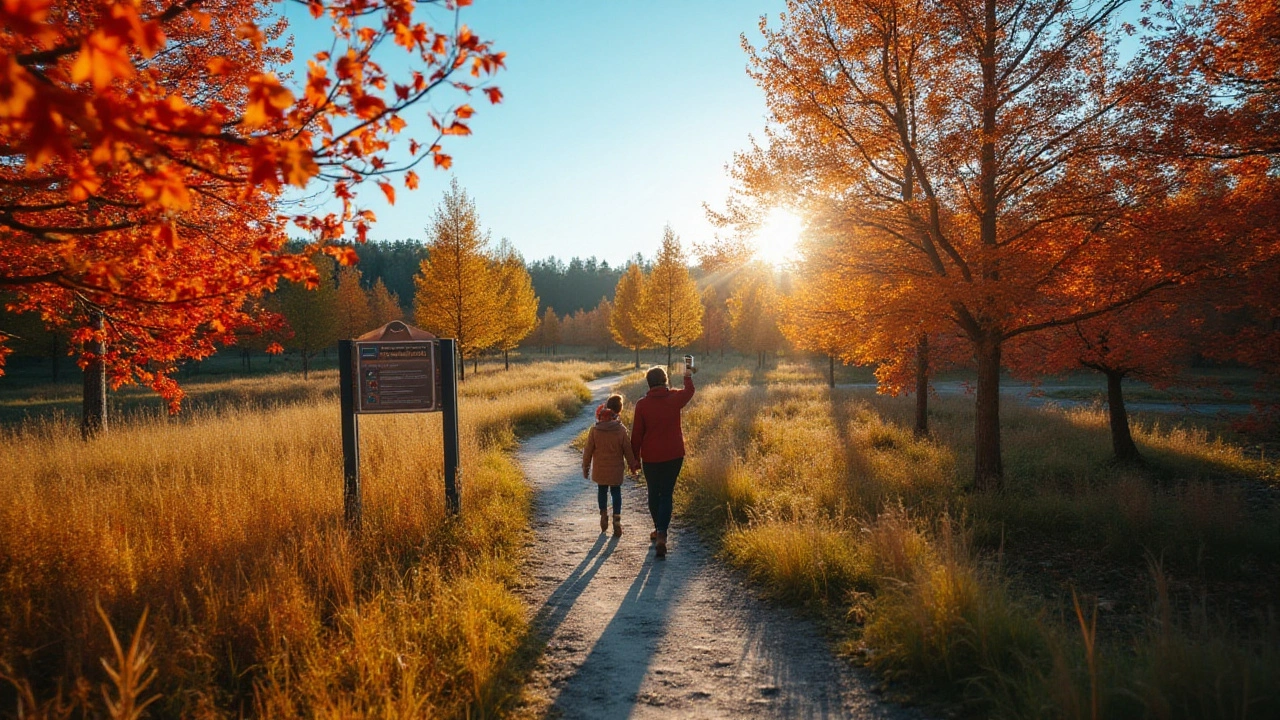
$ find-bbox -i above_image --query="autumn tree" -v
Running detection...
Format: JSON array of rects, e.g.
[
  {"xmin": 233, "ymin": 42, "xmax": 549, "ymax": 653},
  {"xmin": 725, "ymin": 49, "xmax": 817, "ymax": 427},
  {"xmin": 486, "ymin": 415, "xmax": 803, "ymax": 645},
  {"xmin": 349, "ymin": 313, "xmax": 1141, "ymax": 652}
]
[
  {"xmin": 0, "ymin": 0, "xmax": 505, "ymax": 425},
  {"xmin": 492, "ymin": 239, "xmax": 539, "ymax": 370},
  {"xmin": 367, "ymin": 278, "xmax": 404, "ymax": 327},
  {"xmin": 609, "ymin": 263, "xmax": 649, "ymax": 369},
  {"xmin": 535, "ymin": 308, "xmax": 561, "ymax": 354},
  {"xmin": 636, "ymin": 226, "xmax": 703, "ymax": 368},
  {"xmin": 1008, "ymin": 303, "xmax": 1190, "ymax": 462},
  {"xmin": 698, "ymin": 286, "xmax": 731, "ymax": 361},
  {"xmin": 334, "ymin": 265, "xmax": 373, "ymax": 340},
  {"xmin": 589, "ymin": 297, "xmax": 616, "ymax": 358},
  {"xmin": 726, "ymin": 265, "xmax": 786, "ymax": 369},
  {"xmin": 273, "ymin": 257, "xmax": 340, "ymax": 379},
  {"xmin": 413, "ymin": 178, "xmax": 499, "ymax": 380},
  {"xmin": 730, "ymin": 0, "xmax": 1221, "ymax": 487}
]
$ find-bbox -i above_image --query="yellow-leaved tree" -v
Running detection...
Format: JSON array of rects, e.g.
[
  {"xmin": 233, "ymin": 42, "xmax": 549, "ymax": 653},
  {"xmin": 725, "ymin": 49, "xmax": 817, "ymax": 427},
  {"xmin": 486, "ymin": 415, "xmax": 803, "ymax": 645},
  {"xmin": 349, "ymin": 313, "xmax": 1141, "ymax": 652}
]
[
  {"xmin": 726, "ymin": 264, "xmax": 786, "ymax": 369},
  {"xmin": 414, "ymin": 179, "xmax": 500, "ymax": 380},
  {"xmin": 609, "ymin": 263, "xmax": 650, "ymax": 369},
  {"xmin": 492, "ymin": 239, "xmax": 540, "ymax": 370},
  {"xmin": 367, "ymin": 278, "xmax": 404, "ymax": 327},
  {"xmin": 335, "ymin": 266, "xmax": 374, "ymax": 340},
  {"xmin": 636, "ymin": 226, "xmax": 704, "ymax": 368}
]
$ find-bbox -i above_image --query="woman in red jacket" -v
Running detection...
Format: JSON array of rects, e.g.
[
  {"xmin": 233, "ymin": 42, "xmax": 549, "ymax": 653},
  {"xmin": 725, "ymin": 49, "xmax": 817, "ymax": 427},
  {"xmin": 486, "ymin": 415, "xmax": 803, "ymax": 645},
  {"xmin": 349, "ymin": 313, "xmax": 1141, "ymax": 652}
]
[{"xmin": 630, "ymin": 365, "xmax": 694, "ymax": 559}]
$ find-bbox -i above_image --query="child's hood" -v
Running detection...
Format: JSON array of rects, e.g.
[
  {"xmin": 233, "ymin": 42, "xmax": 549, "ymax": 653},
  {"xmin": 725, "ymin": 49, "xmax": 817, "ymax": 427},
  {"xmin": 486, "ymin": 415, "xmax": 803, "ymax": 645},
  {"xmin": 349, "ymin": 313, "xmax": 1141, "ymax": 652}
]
[{"xmin": 593, "ymin": 419, "xmax": 625, "ymax": 432}]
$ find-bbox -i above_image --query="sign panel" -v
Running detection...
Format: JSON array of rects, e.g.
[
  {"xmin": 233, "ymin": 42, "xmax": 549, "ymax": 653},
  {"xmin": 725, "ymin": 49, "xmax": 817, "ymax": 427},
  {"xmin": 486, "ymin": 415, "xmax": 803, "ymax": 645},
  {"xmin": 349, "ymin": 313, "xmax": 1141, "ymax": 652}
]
[{"xmin": 353, "ymin": 341, "xmax": 438, "ymax": 413}]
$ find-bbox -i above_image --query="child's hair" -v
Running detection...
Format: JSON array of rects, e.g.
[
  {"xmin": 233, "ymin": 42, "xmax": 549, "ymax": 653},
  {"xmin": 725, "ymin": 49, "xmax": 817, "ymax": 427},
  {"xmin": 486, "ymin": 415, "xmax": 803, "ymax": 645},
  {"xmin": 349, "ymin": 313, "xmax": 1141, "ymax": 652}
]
[
  {"xmin": 605, "ymin": 394, "xmax": 624, "ymax": 413},
  {"xmin": 646, "ymin": 366, "xmax": 668, "ymax": 388}
]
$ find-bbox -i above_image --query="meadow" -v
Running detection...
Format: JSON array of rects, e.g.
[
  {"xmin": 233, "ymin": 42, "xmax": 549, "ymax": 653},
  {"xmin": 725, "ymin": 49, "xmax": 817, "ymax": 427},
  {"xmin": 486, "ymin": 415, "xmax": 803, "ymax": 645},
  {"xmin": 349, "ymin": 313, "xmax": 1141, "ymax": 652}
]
[
  {"xmin": 676, "ymin": 357, "xmax": 1280, "ymax": 719},
  {"xmin": 0, "ymin": 360, "xmax": 620, "ymax": 718}
]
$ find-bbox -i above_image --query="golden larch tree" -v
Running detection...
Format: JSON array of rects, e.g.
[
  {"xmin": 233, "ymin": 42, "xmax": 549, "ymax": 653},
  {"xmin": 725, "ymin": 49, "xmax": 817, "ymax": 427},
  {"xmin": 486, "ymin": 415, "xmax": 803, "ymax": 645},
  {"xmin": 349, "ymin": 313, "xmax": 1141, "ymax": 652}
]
[
  {"xmin": 537, "ymin": 307, "xmax": 561, "ymax": 354},
  {"xmin": 609, "ymin": 263, "xmax": 649, "ymax": 369},
  {"xmin": 726, "ymin": 265, "xmax": 786, "ymax": 369},
  {"xmin": 272, "ymin": 257, "xmax": 340, "ymax": 380},
  {"xmin": 335, "ymin": 266, "xmax": 373, "ymax": 340},
  {"xmin": 413, "ymin": 179, "xmax": 500, "ymax": 380},
  {"xmin": 636, "ymin": 226, "xmax": 703, "ymax": 368},
  {"xmin": 367, "ymin": 278, "xmax": 404, "ymax": 327},
  {"xmin": 492, "ymin": 240, "xmax": 539, "ymax": 370}
]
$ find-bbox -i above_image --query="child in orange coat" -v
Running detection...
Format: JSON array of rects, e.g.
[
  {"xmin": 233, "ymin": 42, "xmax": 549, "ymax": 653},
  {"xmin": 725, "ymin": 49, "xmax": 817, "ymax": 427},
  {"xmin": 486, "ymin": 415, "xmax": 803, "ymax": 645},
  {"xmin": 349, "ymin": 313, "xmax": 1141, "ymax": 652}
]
[{"xmin": 582, "ymin": 394, "xmax": 639, "ymax": 536}]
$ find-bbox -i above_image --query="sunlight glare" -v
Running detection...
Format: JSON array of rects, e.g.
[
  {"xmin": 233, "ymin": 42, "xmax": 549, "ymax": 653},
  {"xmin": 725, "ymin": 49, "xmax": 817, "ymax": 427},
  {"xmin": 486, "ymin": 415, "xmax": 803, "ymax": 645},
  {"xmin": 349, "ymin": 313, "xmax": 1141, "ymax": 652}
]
[{"xmin": 753, "ymin": 209, "xmax": 805, "ymax": 266}]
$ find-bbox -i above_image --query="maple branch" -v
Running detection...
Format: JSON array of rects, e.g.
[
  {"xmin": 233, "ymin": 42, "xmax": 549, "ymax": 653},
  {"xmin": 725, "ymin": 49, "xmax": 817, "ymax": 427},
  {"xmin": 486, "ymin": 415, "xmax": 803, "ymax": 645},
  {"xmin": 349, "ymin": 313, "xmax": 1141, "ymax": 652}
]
[
  {"xmin": 1005, "ymin": 279, "xmax": 1177, "ymax": 340},
  {"xmin": 0, "ymin": 272, "xmax": 63, "ymax": 287},
  {"xmin": 16, "ymin": 0, "xmax": 208, "ymax": 68},
  {"xmin": 0, "ymin": 213, "xmax": 139, "ymax": 238}
]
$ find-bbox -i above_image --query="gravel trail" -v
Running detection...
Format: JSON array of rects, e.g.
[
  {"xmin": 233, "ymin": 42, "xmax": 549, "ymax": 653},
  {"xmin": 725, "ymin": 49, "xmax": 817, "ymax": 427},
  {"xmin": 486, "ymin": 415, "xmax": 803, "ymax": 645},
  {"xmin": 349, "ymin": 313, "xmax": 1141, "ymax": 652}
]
[{"xmin": 513, "ymin": 375, "xmax": 924, "ymax": 720}]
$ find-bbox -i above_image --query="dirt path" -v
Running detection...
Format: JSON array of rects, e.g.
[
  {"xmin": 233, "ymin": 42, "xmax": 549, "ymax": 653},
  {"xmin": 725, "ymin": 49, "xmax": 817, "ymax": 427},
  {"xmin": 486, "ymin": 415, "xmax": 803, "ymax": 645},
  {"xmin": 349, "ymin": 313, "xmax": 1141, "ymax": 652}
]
[{"xmin": 513, "ymin": 376, "xmax": 924, "ymax": 720}]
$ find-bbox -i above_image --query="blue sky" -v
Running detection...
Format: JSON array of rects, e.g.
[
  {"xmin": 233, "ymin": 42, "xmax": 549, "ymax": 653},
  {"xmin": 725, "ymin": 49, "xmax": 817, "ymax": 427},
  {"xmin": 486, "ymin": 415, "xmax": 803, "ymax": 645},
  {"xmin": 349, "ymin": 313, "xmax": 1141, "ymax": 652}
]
[{"xmin": 282, "ymin": 0, "xmax": 787, "ymax": 267}]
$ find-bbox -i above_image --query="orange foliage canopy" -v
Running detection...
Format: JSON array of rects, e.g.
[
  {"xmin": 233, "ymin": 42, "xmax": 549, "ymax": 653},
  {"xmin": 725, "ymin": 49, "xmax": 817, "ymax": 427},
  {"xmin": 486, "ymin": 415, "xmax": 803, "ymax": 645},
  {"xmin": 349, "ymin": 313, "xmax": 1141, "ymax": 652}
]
[
  {"xmin": 0, "ymin": 0, "xmax": 503, "ymax": 407},
  {"xmin": 727, "ymin": 0, "xmax": 1241, "ymax": 485}
]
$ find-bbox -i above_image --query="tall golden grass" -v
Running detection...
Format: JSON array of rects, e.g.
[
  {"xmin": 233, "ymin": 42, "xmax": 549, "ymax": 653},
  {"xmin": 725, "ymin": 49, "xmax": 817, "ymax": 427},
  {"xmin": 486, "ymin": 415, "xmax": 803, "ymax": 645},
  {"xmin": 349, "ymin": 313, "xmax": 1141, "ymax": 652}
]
[
  {"xmin": 0, "ymin": 361, "xmax": 616, "ymax": 718},
  {"xmin": 679, "ymin": 360, "xmax": 1280, "ymax": 718}
]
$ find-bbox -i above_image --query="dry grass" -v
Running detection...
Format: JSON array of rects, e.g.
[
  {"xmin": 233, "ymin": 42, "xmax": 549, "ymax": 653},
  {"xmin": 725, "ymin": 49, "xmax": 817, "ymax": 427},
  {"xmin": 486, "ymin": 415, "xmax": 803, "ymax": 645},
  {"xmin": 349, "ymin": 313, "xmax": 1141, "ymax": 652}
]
[
  {"xmin": 0, "ymin": 360, "xmax": 618, "ymax": 718},
  {"xmin": 679, "ymin": 358, "xmax": 1280, "ymax": 718}
]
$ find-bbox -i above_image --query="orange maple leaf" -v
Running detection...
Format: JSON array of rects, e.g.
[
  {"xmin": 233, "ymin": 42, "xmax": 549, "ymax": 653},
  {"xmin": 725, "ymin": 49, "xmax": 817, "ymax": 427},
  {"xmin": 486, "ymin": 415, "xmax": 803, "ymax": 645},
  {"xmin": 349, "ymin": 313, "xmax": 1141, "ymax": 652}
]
[{"xmin": 378, "ymin": 180, "xmax": 396, "ymax": 205}]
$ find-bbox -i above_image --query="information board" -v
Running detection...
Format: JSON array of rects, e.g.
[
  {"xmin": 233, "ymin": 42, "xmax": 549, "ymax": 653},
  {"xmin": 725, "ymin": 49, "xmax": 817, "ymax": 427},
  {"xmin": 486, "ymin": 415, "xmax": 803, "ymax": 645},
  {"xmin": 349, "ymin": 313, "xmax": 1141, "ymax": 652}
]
[{"xmin": 353, "ymin": 341, "xmax": 438, "ymax": 414}]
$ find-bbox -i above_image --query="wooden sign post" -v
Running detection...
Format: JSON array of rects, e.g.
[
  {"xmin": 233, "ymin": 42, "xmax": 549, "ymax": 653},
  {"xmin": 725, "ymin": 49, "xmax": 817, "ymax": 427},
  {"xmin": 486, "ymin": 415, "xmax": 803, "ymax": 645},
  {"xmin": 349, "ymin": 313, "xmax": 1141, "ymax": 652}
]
[{"xmin": 338, "ymin": 321, "xmax": 461, "ymax": 530}]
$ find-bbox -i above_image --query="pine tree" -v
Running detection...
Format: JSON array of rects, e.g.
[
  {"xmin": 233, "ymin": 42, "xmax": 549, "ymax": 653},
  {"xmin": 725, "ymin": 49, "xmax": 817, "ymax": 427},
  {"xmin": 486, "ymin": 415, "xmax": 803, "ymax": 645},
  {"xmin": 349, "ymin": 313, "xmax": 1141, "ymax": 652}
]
[
  {"xmin": 492, "ymin": 240, "xmax": 540, "ymax": 369},
  {"xmin": 636, "ymin": 226, "xmax": 704, "ymax": 368},
  {"xmin": 413, "ymin": 179, "xmax": 500, "ymax": 381},
  {"xmin": 609, "ymin": 263, "xmax": 649, "ymax": 368}
]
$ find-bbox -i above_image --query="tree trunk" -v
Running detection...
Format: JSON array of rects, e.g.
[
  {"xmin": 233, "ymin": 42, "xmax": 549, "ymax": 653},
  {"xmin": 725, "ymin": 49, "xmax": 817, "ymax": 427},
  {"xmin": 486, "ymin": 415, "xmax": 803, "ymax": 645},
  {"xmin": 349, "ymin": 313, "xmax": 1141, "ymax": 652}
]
[
  {"xmin": 666, "ymin": 343, "xmax": 673, "ymax": 369},
  {"xmin": 302, "ymin": 353, "xmax": 310, "ymax": 380},
  {"xmin": 1105, "ymin": 369, "xmax": 1141, "ymax": 462},
  {"xmin": 459, "ymin": 348, "xmax": 466, "ymax": 381},
  {"xmin": 634, "ymin": 347, "xmax": 640, "ymax": 369},
  {"xmin": 828, "ymin": 354, "xmax": 835, "ymax": 388},
  {"xmin": 973, "ymin": 335, "xmax": 1003, "ymax": 490},
  {"xmin": 915, "ymin": 334, "xmax": 929, "ymax": 437},
  {"xmin": 80, "ymin": 311, "xmax": 107, "ymax": 439},
  {"xmin": 504, "ymin": 350, "xmax": 510, "ymax": 370},
  {"xmin": 473, "ymin": 355, "xmax": 478, "ymax": 375}
]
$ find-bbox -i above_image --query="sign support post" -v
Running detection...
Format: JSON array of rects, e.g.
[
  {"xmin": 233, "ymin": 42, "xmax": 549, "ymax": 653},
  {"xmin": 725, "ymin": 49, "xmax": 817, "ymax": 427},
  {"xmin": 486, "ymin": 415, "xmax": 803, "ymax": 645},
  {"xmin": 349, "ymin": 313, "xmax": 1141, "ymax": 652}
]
[
  {"xmin": 338, "ymin": 339, "xmax": 361, "ymax": 528},
  {"xmin": 439, "ymin": 338, "xmax": 461, "ymax": 515}
]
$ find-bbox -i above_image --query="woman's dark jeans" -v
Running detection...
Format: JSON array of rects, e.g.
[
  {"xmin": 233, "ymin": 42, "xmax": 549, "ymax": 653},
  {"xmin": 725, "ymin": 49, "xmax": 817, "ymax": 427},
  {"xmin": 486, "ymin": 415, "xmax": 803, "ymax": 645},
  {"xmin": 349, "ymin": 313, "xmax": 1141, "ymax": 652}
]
[
  {"xmin": 642, "ymin": 457, "xmax": 683, "ymax": 533},
  {"xmin": 597, "ymin": 484, "xmax": 621, "ymax": 513}
]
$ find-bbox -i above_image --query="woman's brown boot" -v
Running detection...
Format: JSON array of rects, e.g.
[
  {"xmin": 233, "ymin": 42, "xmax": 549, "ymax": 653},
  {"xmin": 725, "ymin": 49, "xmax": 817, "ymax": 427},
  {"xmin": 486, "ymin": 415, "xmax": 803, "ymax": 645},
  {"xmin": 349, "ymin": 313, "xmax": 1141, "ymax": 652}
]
[
  {"xmin": 599, "ymin": 509, "xmax": 608, "ymax": 533},
  {"xmin": 655, "ymin": 532, "xmax": 667, "ymax": 559},
  {"xmin": 612, "ymin": 514, "xmax": 623, "ymax": 537}
]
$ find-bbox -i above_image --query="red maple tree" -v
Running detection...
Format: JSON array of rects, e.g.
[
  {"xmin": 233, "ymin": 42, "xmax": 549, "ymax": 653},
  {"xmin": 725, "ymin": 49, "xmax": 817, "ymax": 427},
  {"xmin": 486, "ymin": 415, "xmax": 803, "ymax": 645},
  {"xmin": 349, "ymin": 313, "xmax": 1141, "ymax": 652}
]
[{"xmin": 0, "ymin": 0, "xmax": 503, "ymax": 425}]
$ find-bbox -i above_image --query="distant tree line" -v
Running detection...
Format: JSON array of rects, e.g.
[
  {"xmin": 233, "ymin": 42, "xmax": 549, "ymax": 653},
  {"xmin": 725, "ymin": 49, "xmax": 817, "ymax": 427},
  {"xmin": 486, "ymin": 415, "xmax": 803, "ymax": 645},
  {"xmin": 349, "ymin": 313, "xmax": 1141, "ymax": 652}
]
[{"xmin": 527, "ymin": 256, "xmax": 639, "ymax": 316}]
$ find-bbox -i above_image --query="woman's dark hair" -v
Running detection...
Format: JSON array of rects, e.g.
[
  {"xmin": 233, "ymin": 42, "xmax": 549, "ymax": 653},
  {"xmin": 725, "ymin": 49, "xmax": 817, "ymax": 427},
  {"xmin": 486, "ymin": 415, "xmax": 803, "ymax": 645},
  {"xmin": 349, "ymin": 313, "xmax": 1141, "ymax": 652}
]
[
  {"xmin": 646, "ymin": 366, "xmax": 668, "ymax": 388},
  {"xmin": 606, "ymin": 394, "xmax": 624, "ymax": 413}
]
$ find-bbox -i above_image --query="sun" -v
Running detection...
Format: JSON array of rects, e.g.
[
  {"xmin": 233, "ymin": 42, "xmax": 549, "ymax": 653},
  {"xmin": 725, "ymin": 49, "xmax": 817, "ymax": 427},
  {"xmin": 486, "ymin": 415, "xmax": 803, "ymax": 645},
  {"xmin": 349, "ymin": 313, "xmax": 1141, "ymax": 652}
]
[{"xmin": 752, "ymin": 209, "xmax": 805, "ymax": 266}]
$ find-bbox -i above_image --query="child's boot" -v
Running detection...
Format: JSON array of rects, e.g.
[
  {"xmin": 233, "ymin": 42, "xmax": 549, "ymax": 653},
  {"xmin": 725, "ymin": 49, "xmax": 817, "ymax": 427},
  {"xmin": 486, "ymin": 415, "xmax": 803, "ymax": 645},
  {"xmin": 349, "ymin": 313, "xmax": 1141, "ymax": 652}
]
[
  {"xmin": 599, "ymin": 509, "xmax": 609, "ymax": 533},
  {"xmin": 612, "ymin": 514, "xmax": 623, "ymax": 537}
]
